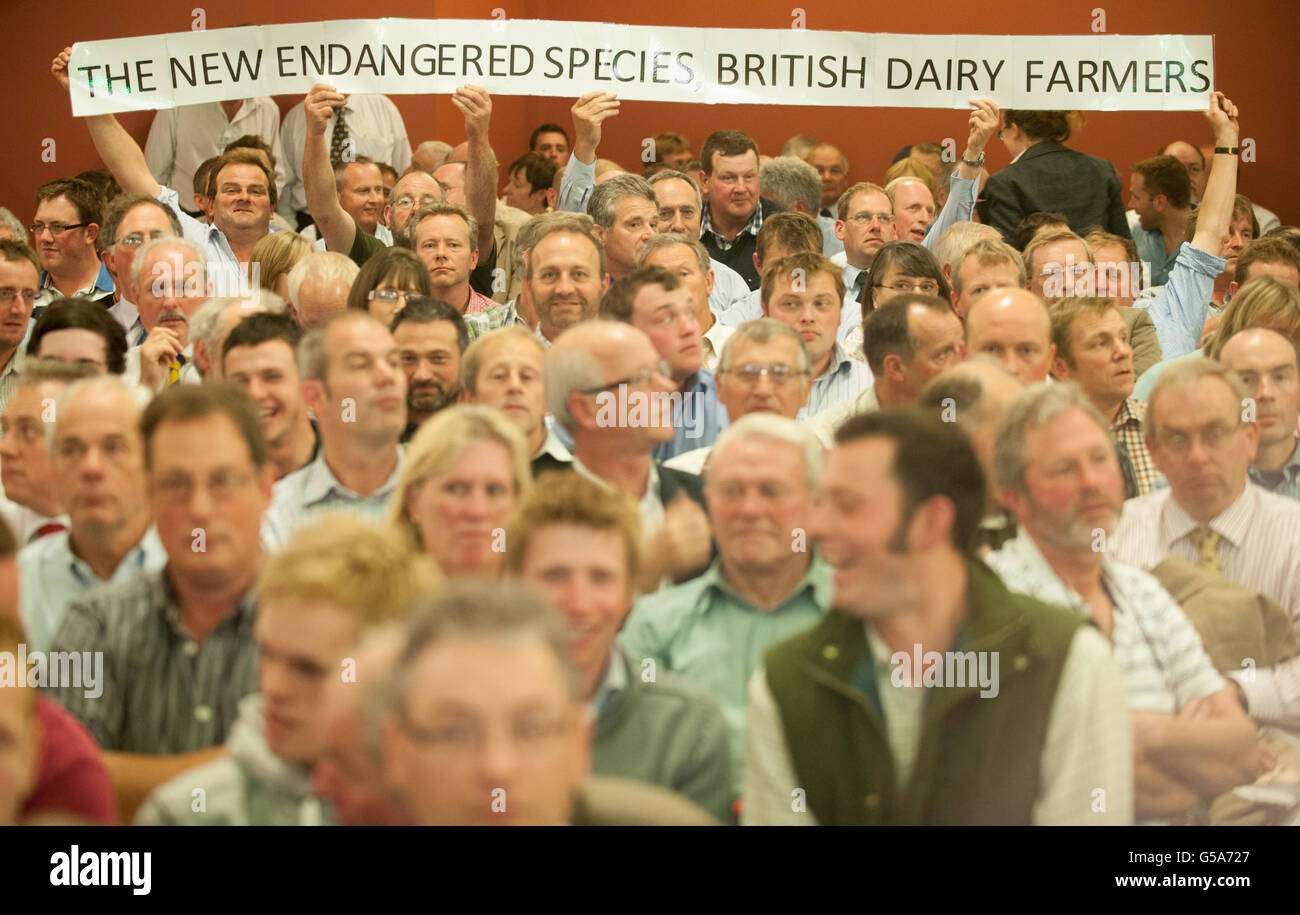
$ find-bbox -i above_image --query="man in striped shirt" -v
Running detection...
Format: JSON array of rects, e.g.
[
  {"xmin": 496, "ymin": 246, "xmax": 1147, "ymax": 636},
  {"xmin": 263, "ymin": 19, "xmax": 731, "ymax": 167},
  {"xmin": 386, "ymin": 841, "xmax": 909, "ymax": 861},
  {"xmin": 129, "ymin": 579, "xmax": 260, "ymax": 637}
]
[
  {"xmin": 1112, "ymin": 358, "xmax": 1300, "ymax": 728},
  {"xmin": 988, "ymin": 381, "xmax": 1261, "ymax": 822},
  {"xmin": 46, "ymin": 384, "xmax": 274, "ymax": 821},
  {"xmin": 1219, "ymin": 328, "xmax": 1300, "ymax": 502}
]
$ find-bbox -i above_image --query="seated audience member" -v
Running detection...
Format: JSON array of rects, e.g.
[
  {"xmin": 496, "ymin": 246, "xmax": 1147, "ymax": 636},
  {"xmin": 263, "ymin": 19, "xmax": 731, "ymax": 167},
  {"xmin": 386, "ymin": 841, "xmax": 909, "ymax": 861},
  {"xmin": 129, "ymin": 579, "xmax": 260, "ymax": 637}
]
[
  {"xmin": 760, "ymin": 252, "xmax": 871, "ymax": 417},
  {"xmin": 0, "ymin": 360, "xmax": 93, "ymax": 543},
  {"xmin": 401, "ymin": 203, "xmax": 497, "ymax": 315},
  {"xmin": 1113, "ymin": 359, "xmax": 1300, "ymax": 727},
  {"xmin": 624, "ymin": 416, "xmax": 830, "ymax": 797},
  {"xmin": 135, "ymin": 516, "xmax": 438, "ymax": 825},
  {"xmin": 27, "ymin": 297, "xmax": 129, "ymax": 374},
  {"xmin": 640, "ymin": 234, "xmax": 733, "ymax": 371},
  {"xmin": 601, "ymin": 266, "xmax": 726, "ymax": 461},
  {"xmin": 651, "ymin": 132, "xmax": 694, "ymax": 170},
  {"xmin": 666, "ymin": 319, "xmax": 812, "ymax": 475},
  {"xmin": 717, "ymin": 212, "xmax": 824, "ymax": 330},
  {"xmin": 845, "ymin": 241, "xmax": 951, "ymax": 359},
  {"xmin": 390, "ymin": 298, "xmax": 468, "ymax": 442},
  {"xmin": 805, "ymin": 141, "xmax": 849, "ymax": 235},
  {"xmin": 932, "ymin": 221, "xmax": 1001, "ymax": 286},
  {"xmin": 345, "ymin": 245, "xmax": 432, "ymax": 325},
  {"xmin": 1135, "ymin": 275, "xmax": 1300, "ymax": 400},
  {"xmin": 979, "ymin": 109, "xmax": 1131, "ymax": 241},
  {"xmin": 46, "ymin": 384, "xmax": 274, "ymax": 822},
  {"xmin": 189, "ymin": 156, "xmax": 218, "ymax": 222},
  {"xmin": 1086, "ymin": 230, "xmax": 1141, "ymax": 308},
  {"xmin": 1159, "ymin": 139, "xmax": 1209, "ymax": 205},
  {"xmin": 29, "ymin": 177, "xmax": 113, "ymax": 309},
  {"xmin": 587, "ymin": 175, "xmax": 659, "ymax": 282},
  {"xmin": 19, "ymin": 377, "xmax": 163, "ymax": 653},
  {"xmin": 504, "ymin": 152, "xmax": 556, "ymax": 216},
  {"xmin": 381, "ymin": 582, "xmax": 718, "ymax": 825},
  {"xmin": 251, "ymin": 230, "xmax": 313, "ymax": 303},
  {"xmin": 525, "ymin": 213, "xmax": 607, "ymax": 347},
  {"xmin": 0, "ymin": 208, "xmax": 27, "ymax": 243},
  {"xmin": 188, "ymin": 292, "xmax": 285, "ymax": 380},
  {"xmin": 264, "ymin": 313, "xmax": 405, "ymax": 544},
  {"xmin": 760, "ymin": 156, "xmax": 828, "ymax": 234},
  {"xmin": 507, "ymin": 472, "xmax": 732, "ymax": 821},
  {"xmin": 222, "ymin": 313, "xmax": 318, "ymax": 480},
  {"xmin": 410, "ymin": 140, "xmax": 452, "ymax": 175},
  {"xmin": 964, "ymin": 288, "xmax": 1056, "ymax": 384},
  {"xmin": 743, "ymin": 410, "xmax": 1133, "ymax": 825},
  {"xmin": 1218, "ymin": 328, "xmax": 1300, "ymax": 500},
  {"xmin": 285, "ymin": 251, "xmax": 358, "ymax": 330},
  {"xmin": 809, "ymin": 295, "xmax": 965, "ymax": 447},
  {"xmin": 531, "ymin": 122, "xmax": 571, "ymax": 167},
  {"xmin": 692, "ymin": 129, "xmax": 787, "ymax": 291},
  {"xmin": 1009, "ymin": 211, "xmax": 1069, "ymax": 254},
  {"xmin": 647, "ymin": 170, "xmax": 750, "ymax": 314},
  {"xmin": 391, "ymin": 405, "xmax": 530, "ymax": 579},
  {"xmin": 126, "ymin": 237, "xmax": 209, "ymax": 390},
  {"xmin": 1023, "ymin": 228, "xmax": 1162, "ymax": 377},
  {"xmin": 460, "ymin": 327, "xmax": 572, "ymax": 475},
  {"xmin": 96, "ymin": 193, "xmax": 183, "ymax": 345},
  {"xmin": 834, "ymin": 181, "xmax": 896, "ymax": 307},
  {"xmin": 918, "ymin": 358, "xmax": 1025, "ymax": 551},
  {"xmin": 987, "ymin": 382, "xmax": 1261, "ymax": 822},
  {"xmin": 0, "ymin": 241, "xmax": 40, "ymax": 412},
  {"xmin": 1049, "ymin": 297, "xmax": 1159, "ymax": 496},
  {"xmin": 544, "ymin": 321, "xmax": 711, "ymax": 589},
  {"xmin": 1128, "ymin": 154, "xmax": 1193, "ymax": 288},
  {"xmin": 949, "ymin": 238, "xmax": 1026, "ymax": 320},
  {"xmin": 0, "ymin": 528, "xmax": 117, "ymax": 826}
]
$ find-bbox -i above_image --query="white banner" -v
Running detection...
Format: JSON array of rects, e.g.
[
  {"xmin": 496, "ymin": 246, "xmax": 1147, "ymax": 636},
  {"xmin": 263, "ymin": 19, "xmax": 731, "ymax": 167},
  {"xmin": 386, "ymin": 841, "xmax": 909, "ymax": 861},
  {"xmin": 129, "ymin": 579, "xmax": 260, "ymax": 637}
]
[{"xmin": 66, "ymin": 19, "xmax": 1214, "ymax": 116}]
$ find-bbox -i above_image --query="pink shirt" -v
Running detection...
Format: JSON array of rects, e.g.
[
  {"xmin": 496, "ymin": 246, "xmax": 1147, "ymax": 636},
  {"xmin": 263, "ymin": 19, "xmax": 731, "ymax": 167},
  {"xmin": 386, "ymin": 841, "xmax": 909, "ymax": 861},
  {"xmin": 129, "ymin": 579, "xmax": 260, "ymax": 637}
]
[{"xmin": 22, "ymin": 698, "xmax": 118, "ymax": 824}]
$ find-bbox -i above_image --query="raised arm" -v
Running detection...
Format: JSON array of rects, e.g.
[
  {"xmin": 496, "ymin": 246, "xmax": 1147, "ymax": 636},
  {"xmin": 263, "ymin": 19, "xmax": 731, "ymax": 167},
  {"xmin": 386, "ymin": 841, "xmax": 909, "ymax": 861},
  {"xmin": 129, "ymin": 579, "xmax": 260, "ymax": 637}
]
[
  {"xmin": 301, "ymin": 83, "xmax": 358, "ymax": 255},
  {"xmin": 1190, "ymin": 91, "xmax": 1241, "ymax": 254},
  {"xmin": 453, "ymin": 85, "xmax": 498, "ymax": 256},
  {"xmin": 558, "ymin": 92, "xmax": 620, "ymax": 214},
  {"xmin": 51, "ymin": 47, "xmax": 161, "ymax": 197},
  {"xmin": 923, "ymin": 100, "xmax": 998, "ymax": 249}
]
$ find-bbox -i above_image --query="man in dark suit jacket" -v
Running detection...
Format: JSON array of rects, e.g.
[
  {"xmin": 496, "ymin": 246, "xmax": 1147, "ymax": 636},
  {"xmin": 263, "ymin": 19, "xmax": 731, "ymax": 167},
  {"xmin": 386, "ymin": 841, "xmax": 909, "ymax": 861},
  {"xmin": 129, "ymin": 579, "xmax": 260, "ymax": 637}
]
[
  {"xmin": 698, "ymin": 129, "xmax": 786, "ymax": 290},
  {"xmin": 977, "ymin": 110, "xmax": 1132, "ymax": 244},
  {"xmin": 544, "ymin": 320, "xmax": 713, "ymax": 589}
]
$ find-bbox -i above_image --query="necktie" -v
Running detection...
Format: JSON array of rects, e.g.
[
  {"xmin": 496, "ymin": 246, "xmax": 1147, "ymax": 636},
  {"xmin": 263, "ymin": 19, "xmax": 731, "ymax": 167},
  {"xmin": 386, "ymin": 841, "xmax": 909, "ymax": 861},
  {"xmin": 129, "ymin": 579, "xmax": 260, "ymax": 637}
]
[
  {"xmin": 1189, "ymin": 525, "xmax": 1222, "ymax": 574},
  {"xmin": 329, "ymin": 107, "xmax": 351, "ymax": 166},
  {"xmin": 166, "ymin": 353, "xmax": 187, "ymax": 387}
]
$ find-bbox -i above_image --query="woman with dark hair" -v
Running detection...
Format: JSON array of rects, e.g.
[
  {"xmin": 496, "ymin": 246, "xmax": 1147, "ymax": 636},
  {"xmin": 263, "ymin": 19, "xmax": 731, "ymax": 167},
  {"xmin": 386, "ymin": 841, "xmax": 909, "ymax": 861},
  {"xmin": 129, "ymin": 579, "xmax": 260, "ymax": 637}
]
[
  {"xmin": 843, "ymin": 241, "xmax": 950, "ymax": 362},
  {"xmin": 346, "ymin": 246, "xmax": 433, "ymax": 325},
  {"xmin": 977, "ymin": 109, "xmax": 1131, "ymax": 244}
]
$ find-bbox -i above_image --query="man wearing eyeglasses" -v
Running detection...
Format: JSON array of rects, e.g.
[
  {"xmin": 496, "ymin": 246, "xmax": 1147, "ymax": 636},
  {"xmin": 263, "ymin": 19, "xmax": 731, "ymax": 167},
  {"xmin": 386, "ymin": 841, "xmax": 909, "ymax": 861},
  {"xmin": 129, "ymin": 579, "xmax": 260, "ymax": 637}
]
[
  {"xmin": 30, "ymin": 179, "xmax": 114, "ymax": 311},
  {"xmin": 97, "ymin": 194, "xmax": 183, "ymax": 346},
  {"xmin": 1112, "ymin": 358, "xmax": 1300, "ymax": 726},
  {"xmin": 834, "ymin": 182, "xmax": 896, "ymax": 309},
  {"xmin": 0, "ymin": 242, "xmax": 41, "ymax": 413}
]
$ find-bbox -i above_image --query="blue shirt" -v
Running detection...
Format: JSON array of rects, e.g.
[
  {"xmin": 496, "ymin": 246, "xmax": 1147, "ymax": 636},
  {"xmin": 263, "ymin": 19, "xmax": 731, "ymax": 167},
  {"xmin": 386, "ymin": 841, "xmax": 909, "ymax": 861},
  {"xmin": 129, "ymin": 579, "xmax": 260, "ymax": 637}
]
[
  {"xmin": 817, "ymin": 212, "xmax": 845, "ymax": 259},
  {"xmin": 263, "ymin": 447, "xmax": 404, "ymax": 549},
  {"xmin": 799, "ymin": 342, "xmax": 874, "ymax": 419},
  {"xmin": 652, "ymin": 369, "xmax": 728, "ymax": 462},
  {"xmin": 18, "ymin": 526, "xmax": 167, "ymax": 653},
  {"xmin": 1249, "ymin": 437, "xmax": 1300, "ymax": 502},
  {"xmin": 1140, "ymin": 242, "xmax": 1226, "ymax": 361},
  {"xmin": 1131, "ymin": 224, "xmax": 1181, "ymax": 288}
]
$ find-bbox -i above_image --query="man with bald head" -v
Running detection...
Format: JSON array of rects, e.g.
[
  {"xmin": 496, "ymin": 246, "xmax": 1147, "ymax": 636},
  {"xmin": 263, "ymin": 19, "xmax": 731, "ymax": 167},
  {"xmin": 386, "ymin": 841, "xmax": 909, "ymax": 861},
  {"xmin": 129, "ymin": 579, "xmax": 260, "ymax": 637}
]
[
  {"xmin": 545, "ymin": 321, "xmax": 711, "ymax": 589},
  {"xmin": 1219, "ymin": 327, "xmax": 1300, "ymax": 501},
  {"xmin": 964, "ymin": 288, "xmax": 1056, "ymax": 384},
  {"xmin": 1160, "ymin": 140, "xmax": 1208, "ymax": 204},
  {"xmin": 286, "ymin": 251, "xmax": 359, "ymax": 330}
]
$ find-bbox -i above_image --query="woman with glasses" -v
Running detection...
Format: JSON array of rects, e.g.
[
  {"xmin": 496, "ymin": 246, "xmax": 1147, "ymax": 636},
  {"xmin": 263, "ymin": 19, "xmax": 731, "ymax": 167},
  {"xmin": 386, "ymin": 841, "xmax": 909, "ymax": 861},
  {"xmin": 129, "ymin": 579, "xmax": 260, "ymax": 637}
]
[
  {"xmin": 843, "ymin": 241, "xmax": 951, "ymax": 362},
  {"xmin": 390, "ymin": 405, "xmax": 532, "ymax": 580},
  {"xmin": 346, "ymin": 246, "xmax": 433, "ymax": 326}
]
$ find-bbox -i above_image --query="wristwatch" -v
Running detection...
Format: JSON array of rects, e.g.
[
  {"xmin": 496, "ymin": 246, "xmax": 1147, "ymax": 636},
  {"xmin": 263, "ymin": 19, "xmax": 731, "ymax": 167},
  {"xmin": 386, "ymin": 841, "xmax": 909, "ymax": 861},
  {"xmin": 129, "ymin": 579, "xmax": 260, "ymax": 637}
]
[{"xmin": 962, "ymin": 152, "xmax": 985, "ymax": 168}]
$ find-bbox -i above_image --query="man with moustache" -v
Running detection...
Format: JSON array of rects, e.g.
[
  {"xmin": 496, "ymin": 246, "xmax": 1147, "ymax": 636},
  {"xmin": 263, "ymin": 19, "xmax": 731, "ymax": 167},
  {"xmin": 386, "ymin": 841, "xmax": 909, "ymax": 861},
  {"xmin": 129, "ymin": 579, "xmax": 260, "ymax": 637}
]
[
  {"xmin": 390, "ymin": 298, "xmax": 468, "ymax": 442},
  {"xmin": 124, "ymin": 237, "xmax": 209, "ymax": 390},
  {"xmin": 743, "ymin": 410, "xmax": 1133, "ymax": 824},
  {"xmin": 96, "ymin": 194, "xmax": 182, "ymax": 345}
]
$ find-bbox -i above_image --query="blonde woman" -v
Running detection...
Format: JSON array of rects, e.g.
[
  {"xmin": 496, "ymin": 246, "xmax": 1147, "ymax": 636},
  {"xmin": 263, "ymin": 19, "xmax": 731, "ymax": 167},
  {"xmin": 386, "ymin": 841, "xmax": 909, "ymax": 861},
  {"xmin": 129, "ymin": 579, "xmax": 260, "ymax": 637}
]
[
  {"xmin": 251, "ymin": 231, "xmax": 313, "ymax": 301},
  {"xmin": 390, "ymin": 405, "xmax": 532, "ymax": 579}
]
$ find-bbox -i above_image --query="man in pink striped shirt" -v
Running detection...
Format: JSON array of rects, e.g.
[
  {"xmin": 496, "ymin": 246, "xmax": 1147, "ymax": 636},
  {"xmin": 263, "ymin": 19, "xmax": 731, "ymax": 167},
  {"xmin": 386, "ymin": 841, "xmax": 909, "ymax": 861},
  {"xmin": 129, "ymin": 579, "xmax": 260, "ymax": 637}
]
[{"xmin": 404, "ymin": 203, "xmax": 496, "ymax": 316}]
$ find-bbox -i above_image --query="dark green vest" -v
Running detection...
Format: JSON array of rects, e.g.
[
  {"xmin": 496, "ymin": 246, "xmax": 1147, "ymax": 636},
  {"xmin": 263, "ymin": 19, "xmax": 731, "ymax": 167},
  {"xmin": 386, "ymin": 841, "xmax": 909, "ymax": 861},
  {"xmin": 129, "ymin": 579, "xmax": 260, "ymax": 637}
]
[{"xmin": 763, "ymin": 558, "xmax": 1082, "ymax": 825}]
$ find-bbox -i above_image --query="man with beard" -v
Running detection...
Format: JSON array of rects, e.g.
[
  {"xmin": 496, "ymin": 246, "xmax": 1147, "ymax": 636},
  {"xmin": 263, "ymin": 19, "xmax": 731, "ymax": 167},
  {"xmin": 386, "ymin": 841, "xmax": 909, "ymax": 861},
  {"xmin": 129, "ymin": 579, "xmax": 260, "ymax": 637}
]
[
  {"xmin": 390, "ymin": 298, "xmax": 468, "ymax": 442},
  {"xmin": 264, "ymin": 313, "xmax": 406, "ymax": 546},
  {"xmin": 986, "ymin": 383, "xmax": 1262, "ymax": 822},
  {"xmin": 527, "ymin": 215, "xmax": 607, "ymax": 346},
  {"xmin": 743, "ymin": 409, "xmax": 1133, "ymax": 824}
]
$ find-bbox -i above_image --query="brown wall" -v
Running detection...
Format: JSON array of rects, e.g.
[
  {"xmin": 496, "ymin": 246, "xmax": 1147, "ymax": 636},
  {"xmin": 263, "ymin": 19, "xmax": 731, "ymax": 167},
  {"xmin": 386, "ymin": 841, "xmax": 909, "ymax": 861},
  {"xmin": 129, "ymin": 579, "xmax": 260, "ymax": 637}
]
[{"xmin": 7, "ymin": 0, "xmax": 1298, "ymax": 225}]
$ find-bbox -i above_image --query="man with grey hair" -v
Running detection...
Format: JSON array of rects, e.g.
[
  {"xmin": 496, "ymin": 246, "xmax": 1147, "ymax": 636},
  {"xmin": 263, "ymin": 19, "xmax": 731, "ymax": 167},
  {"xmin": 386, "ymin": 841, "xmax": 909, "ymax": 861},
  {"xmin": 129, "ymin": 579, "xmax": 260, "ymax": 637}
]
[
  {"xmin": 648, "ymin": 170, "xmax": 750, "ymax": 314},
  {"xmin": 264, "ymin": 312, "xmax": 406, "ymax": 546},
  {"xmin": 126, "ymin": 236, "xmax": 208, "ymax": 390},
  {"xmin": 949, "ymin": 238, "xmax": 1027, "ymax": 321},
  {"xmin": 987, "ymin": 381, "xmax": 1262, "ymax": 822},
  {"xmin": 640, "ymin": 233, "xmax": 733, "ymax": 371},
  {"xmin": 1113, "ymin": 358, "xmax": 1300, "ymax": 727},
  {"xmin": 623, "ymin": 413, "xmax": 831, "ymax": 796},
  {"xmin": 285, "ymin": 250, "xmax": 359, "ymax": 330},
  {"xmin": 410, "ymin": 140, "xmax": 453, "ymax": 175},
  {"xmin": 188, "ymin": 291, "xmax": 287, "ymax": 380},
  {"xmin": 18, "ymin": 375, "xmax": 163, "ymax": 653},
  {"xmin": 587, "ymin": 174, "xmax": 659, "ymax": 281},
  {"xmin": 0, "ymin": 207, "xmax": 27, "ymax": 244},
  {"xmin": 97, "ymin": 193, "xmax": 183, "ymax": 345},
  {"xmin": 932, "ymin": 221, "xmax": 1002, "ymax": 286},
  {"xmin": 544, "ymin": 321, "xmax": 711, "ymax": 590},
  {"xmin": 761, "ymin": 155, "xmax": 842, "ymax": 261}
]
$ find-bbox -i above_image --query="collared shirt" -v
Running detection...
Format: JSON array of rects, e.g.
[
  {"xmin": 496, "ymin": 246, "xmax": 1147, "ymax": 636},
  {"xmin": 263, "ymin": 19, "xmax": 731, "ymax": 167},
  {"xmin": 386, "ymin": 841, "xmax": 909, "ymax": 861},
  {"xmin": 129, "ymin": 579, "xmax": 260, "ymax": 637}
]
[
  {"xmin": 464, "ymin": 288, "xmax": 497, "ymax": 316},
  {"xmin": 1131, "ymin": 224, "xmax": 1181, "ymax": 288},
  {"xmin": 715, "ymin": 288, "xmax": 762, "ymax": 328},
  {"xmin": 798, "ymin": 342, "xmax": 874, "ymax": 420},
  {"xmin": 701, "ymin": 321, "xmax": 733, "ymax": 372},
  {"xmin": 1249, "ymin": 437, "xmax": 1300, "ymax": 502},
  {"xmin": 556, "ymin": 155, "xmax": 597, "ymax": 215},
  {"xmin": 19, "ymin": 527, "xmax": 167, "ymax": 653},
  {"xmin": 1113, "ymin": 482, "xmax": 1300, "ymax": 725},
  {"xmin": 701, "ymin": 200, "xmax": 764, "ymax": 254},
  {"xmin": 0, "ymin": 348, "xmax": 27, "ymax": 416},
  {"xmin": 0, "ymin": 491, "xmax": 67, "ymax": 545},
  {"xmin": 572, "ymin": 455, "xmax": 664, "ymax": 538},
  {"xmin": 817, "ymin": 212, "xmax": 845, "ymax": 259},
  {"xmin": 589, "ymin": 645, "xmax": 628, "ymax": 719},
  {"xmin": 124, "ymin": 343, "xmax": 197, "ymax": 391},
  {"xmin": 463, "ymin": 298, "xmax": 527, "ymax": 341},
  {"xmin": 34, "ymin": 262, "xmax": 115, "ymax": 310},
  {"xmin": 708, "ymin": 259, "xmax": 751, "ymax": 315},
  {"xmin": 107, "ymin": 298, "xmax": 147, "ymax": 346},
  {"xmin": 651, "ymin": 369, "xmax": 728, "ymax": 462},
  {"xmin": 987, "ymin": 531, "xmax": 1224, "ymax": 714},
  {"xmin": 278, "ymin": 94, "xmax": 412, "ymax": 219},
  {"xmin": 47, "ymin": 567, "xmax": 260, "ymax": 754},
  {"xmin": 807, "ymin": 383, "xmax": 880, "ymax": 448},
  {"xmin": 621, "ymin": 555, "xmax": 833, "ymax": 794},
  {"xmin": 1141, "ymin": 243, "xmax": 1226, "ymax": 361},
  {"xmin": 1112, "ymin": 397, "xmax": 1161, "ymax": 496},
  {"xmin": 263, "ymin": 446, "xmax": 405, "ymax": 549},
  {"xmin": 144, "ymin": 98, "xmax": 287, "ymax": 209},
  {"xmin": 156, "ymin": 184, "xmax": 284, "ymax": 277}
]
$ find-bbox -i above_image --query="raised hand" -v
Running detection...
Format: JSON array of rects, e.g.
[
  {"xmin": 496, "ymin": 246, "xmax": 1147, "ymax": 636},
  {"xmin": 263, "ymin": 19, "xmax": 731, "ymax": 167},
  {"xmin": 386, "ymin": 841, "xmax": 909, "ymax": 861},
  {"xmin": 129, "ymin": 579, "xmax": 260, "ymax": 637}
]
[
  {"xmin": 51, "ymin": 47, "xmax": 72, "ymax": 91},
  {"xmin": 305, "ymin": 83, "xmax": 346, "ymax": 137},
  {"xmin": 452, "ymin": 85, "xmax": 493, "ymax": 142},
  {"xmin": 571, "ymin": 91, "xmax": 621, "ymax": 164}
]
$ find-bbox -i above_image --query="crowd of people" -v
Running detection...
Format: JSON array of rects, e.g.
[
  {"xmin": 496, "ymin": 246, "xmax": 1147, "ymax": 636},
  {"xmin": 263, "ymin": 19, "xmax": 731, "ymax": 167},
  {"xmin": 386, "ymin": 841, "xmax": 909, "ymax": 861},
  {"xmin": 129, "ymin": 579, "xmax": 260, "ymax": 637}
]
[{"xmin": 0, "ymin": 42, "xmax": 1298, "ymax": 827}]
